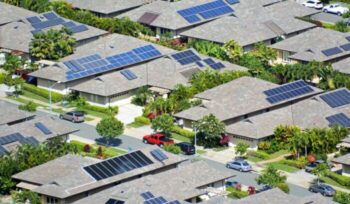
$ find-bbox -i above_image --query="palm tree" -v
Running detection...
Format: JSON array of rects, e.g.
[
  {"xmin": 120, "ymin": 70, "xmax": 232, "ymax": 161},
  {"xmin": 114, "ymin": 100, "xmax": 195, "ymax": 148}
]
[{"xmin": 223, "ymin": 40, "xmax": 243, "ymax": 62}]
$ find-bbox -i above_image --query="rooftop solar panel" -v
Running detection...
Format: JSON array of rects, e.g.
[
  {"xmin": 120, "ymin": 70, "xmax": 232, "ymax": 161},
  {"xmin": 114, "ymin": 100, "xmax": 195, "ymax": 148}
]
[
  {"xmin": 264, "ymin": 80, "xmax": 308, "ymax": 97},
  {"xmin": 141, "ymin": 192, "xmax": 155, "ymax": 200},
  {"xmin": 171, "ymin": 50, "xmax": 201, "ymax": 65},
  {"xmin": 144, "ymin": 196, "xmax": 167, "ymax": 204},
  {"xmin": 150, "ymin": 149, "xmax": 168, "ymax": 161},
  {"xmin": 203, "ymin": 58, "xmax": 215, "ymax": 65},
  {"xmin": 321, "ymin": 47, "xmax": 343, "ymax": 57},
  {"xmin": 266, "ymin": 86, "xmax": 314, "ymax": 104},
  {"xmin": 121, "ymin": 70, "xmax": 137, "ymax": 80},
  {"xmin": 69, "ymin": 25, "xmax": 89, "ymax": 33},
  {"xmin": 346, "ymin": 36, "xmax": 350, "ymax": 42},
  {"xmin": 167, "ymin": 201, "xmax": 181, "ymax": 204},
  {"xmin": 196, "ymin": 61, "xmax": 204, "ymax": 68},
  {"xmin": 340, "ymin": 43, "xmax": 350, "ymax": 51},
  {"xmin": 26, "ymin": 16, "xmax": 42, "ymax": 24},
  {"xmin": 0, "ymin": 133, "xmax": 25, "ymax": 145},
  {"xmin": 0, "ymin": 146, "xmax": 8, "ymax": 156},
  {"xmin": 226, "ymin": 0, "xmax": 240, "ymax": 4},
  {"xmin": 210, "ymin": 62, "xmax": 225, "ymax": 70},
  {"xmin": 43, "ymin": 12, "xmax": 58, "ymax": 20},
  {"xmin": 62, "ymin": 21, "xmax": 76, "ymax": 28},
  {"xmin": 21, "ymin": 137, "xmax": 39, "ymax": 146},
  {"xmin": 105, "ymin": 199, "xmax": 125, "ymax": 204},
  {"xmin": 320, "ymin": 89, "xmax": 350, "ymax": 108},
  {"xmin": 326, "ymin": 113, "xmax": 350, "ymax": 127},
  {"xmin": 34, "ymin": 122, "xmax": 52, "ymax": 135},
  {"xmin": 32, "ymin": 17, "xmax": 65, "ymax": 30}
]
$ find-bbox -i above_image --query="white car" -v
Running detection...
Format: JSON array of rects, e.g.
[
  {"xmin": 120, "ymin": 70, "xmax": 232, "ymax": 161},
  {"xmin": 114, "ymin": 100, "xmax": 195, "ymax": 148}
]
[
  {"xmin": 323, "ymin": 4, "xmax": 349, "ymax": 15},
  {"xmin": 302, "ymin": 0, "xmax": 323, "ymax": 9}
]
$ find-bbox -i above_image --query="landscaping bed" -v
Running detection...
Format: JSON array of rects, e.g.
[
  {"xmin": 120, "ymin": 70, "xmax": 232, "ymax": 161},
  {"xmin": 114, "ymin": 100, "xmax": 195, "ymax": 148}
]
[
  {"xmin": 70, "ymin": 140, "xmax": 126, "ymax": 158},
  {"xmin": 267, "ymin": 162, "xmax": 300, "ymax": 173}
]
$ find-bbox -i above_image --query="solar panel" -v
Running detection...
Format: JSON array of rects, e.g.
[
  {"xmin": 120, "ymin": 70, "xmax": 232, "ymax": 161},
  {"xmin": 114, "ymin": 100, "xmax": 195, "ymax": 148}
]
[
  {"xmin": 69, "ymin": 25, "xmax": 89, "ymax": 33},
  {"xmin": 0, "ymin": 133, "xmax": 25, "ymax": 145},
  {"xmin": 167, "ymin": 201, "xmax": 181, "ymax": 204},
  {"xmin": 340, "ymin": 43, "xmax": 350, "ymax": 51},
  {"xmin": 326, "ymin": 113, "xmax": 350, "ymax": 127},
  {"xmin": 320, "ymin": 89, "xmax": 350, "ymax": 108},
  {"xmin": 43, "ymin": 12, "xmax": 58, "ymax": 20},
  {"xmin": 121, "ymin": 70, "xmax": 137, "ymax": 80},
  {"xmin": 83, "ymin": 150, "xmax": 153, "ymax": 180},
  {"xmin": 21, "ymin": 137, "xmax": 39, "ymax": 146},
  {"xmin": 177, "ymin": 0, "xmax": 234, "ymax": 23},
  {"xmin": 34, "ymin": 122, "xmax": 52, "ymax": 135},
  {"xmin": 203, "ymin": 58, "xmax": 215, "ymax": 65},
  {"xmin": 266, "ymin": 86, "xmax": 314, "ymax": 104},
  {"xmin": 264, "ymin": 80, "xmax": 308, "ymax": 97},
  {"xmin": 196, "ymin": 61, "xmax": 204, "ymax": 67},
  {"xmin": 346, "ymin": 36, "xmax": 350, "ymax": 42},
  {"xmin": 32, "ymin": 17, "xmax": 65, "ymax": 30},
  {"xmin": 105, "ymin": 199, "xmax": 125, "ymax": 204},
  {"xmin": 141, "ymin": 192, "xmax": 155, "ymax": 200},
  {"xmin": 321, "ymin": 47, "xmax": 343, "ymax": 57},
  {"xmin": 171, "ymin": 50, "xmax": 201, "ymax": 65},
  {"xmin": 144, "ymin": 197, "xmax": 167, "ymax": 204},
  {"xmin": 26, "ymin": 16, "xmax": 42, "ymax": 24},
  {"xmin": 150, "ymin": 149, "xmax": 168, "ymax": 161},
  {"xmin": 210, "ymin": 62, "xmax": 225, "ymax": 70},
  {"xmin": 226, "ymin": 0, "xmax": 240, "ymax": 4},
  {"xmin": 0, "ymin": 146, "xmax": 8, "ymax": 156},
  {"xmin": 62, "ymin": 21, "xmax": 76, "ymax": 28}
]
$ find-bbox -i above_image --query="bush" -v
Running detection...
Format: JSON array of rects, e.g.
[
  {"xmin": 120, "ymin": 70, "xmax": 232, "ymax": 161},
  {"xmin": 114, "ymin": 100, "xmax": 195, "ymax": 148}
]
[
  {"xmin": 18, "ymin": 101, "xmax": 37, "ymax": 112},
  {"xmin": 280, "ymin": 158, "xmax": 307, "ymax": 169},
  {"xmin": 22, "ymin": 83, "xmax": 63, "ymax": 102},
  {"xmin": 83, "ymin": 144, "xmax": 91, "ymax": 153},
  {"xmin": 227, "ymin": 187, "xmax": 249, "ymax": 199},
  {"xmin": 0, "ymin": 73, "xmax": 6, "ymax": 84},
  {"xmin": 324, "ymin": 171, "xmax": 350, "ymax": 187},
  {"xmin": 333, "ymin": 191, "xmax": 350, "ymax": 204},
  {"xmin": 11, "ymin": 190, "xmax": 41, "ymax": 204},
  {"xmin": 163, "ymin": 144, "xmax": 182, "ymax": 154},
  {"xmin": 134, "ymin": 116, "xmax": 151, "ymax": 125},
  {"xmin": 247, "ymin": 150, "xmax": 270, "ymax": 160},
  {"xmin": 276, "ymin": 183, "xmax": 290, "ymax": 193},
  {"xmin": 258, "ymin": 141, "xmax": 271, "ymax": 151},
  {"xmin": 171, "ymin": 126, "xmax": 194, "ymax": 138},
  {"xmin": 84, "ymin": 104, "xmax": 118, "ymax": 115}
]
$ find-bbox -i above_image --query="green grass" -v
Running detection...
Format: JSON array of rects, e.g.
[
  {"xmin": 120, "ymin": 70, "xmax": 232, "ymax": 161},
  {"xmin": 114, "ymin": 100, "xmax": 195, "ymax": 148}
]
[
  {"xmin": 213, "ymin": 146, "xmax": 229, "ymax": 152},
  {"xmin": 70, "ymin": 140, "xmax": 126, "ymax": 158},
  {"xmin": 75, "ymin": 107, "xmax": 111, "ymax": 118},
  {"xmin": 21, "ymin": 90, "xmax": 49, "ymax": 103},
  {"xmin": 8, "ymin": 96, "xmax": 33, "ymax": 104},
  {"xmin": 197, "ymin": 149, "xmax": 207, "ymax": 155},
  {"xmin": 320, "ymin": 176, "xmax": 350, "ymax": 190},
  {"xmin": 269, "ymin": 150, "xmax": 290, "ymax": 159},
  {"xmin": 127, "ymin": 121, "xmax": 145, "ymax": 128},
  {"xmin": 268, "ymin": 162, "xmax": 299, "ymax": 173},
  {"xmin": 171, "ymin": 133, "xmax": 192, "ymax": 143},
  {"xmin": 247, "ymin": 156, "xmax": 264, "ymax": 163},
  {"xmin": 247, "ymin": 150, "xmax": 289, "ymax": 163}
]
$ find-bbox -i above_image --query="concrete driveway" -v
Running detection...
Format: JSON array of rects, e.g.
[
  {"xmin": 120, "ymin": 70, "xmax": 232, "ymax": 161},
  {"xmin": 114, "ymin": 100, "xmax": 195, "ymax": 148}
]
[{"xmin": 116, "ymin": 103, "xmax": 143, "ymax": 124}]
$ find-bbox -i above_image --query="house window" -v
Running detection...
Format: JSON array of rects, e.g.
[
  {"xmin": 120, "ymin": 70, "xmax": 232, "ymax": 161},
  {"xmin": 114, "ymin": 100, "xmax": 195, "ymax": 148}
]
[
  {"xmin": 282, "ymin": 51, "xmax": 291, "ymax": 63},
  {"xmin": 46, "ymin": 196, "xmax": 58, "ymax": 204}
]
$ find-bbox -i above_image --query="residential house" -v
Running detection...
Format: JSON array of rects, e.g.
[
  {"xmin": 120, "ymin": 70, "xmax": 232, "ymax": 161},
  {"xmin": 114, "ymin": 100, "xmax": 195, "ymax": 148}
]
[
  {"xmin": 72, "ymin": 161, "xmax": 234, "ymax": 204},
  {"xmin": 332, "ymin": 57, "xmax": 350, "ymax": 75},
  {"xmin": 270, "ymin": 27, "xmax": 350, "ymax": 65},
  {"xmin": 0, "ymin": 100, "xmax": 35, "ymax": 125},
  {"xmin": 181, "ymin": 0, "xmax": 318, "ymax": 51},
  {"xmin": 333, "ymin": 154, "xmax": 350, "ymax": 177},
  {"xmin": 12, "ymin": 147, "xmax": 187, "ymax": 203},
  {"xmin": 0, "ymin": 11, "xmax": 107, "ymax": 59},
  {"xmin": 118, "ymin": 0, "xmax": 237, "ymax": 37},
  {"xmin": 0, "ymin": 2, "xmax": 37, "ymax": 26}
]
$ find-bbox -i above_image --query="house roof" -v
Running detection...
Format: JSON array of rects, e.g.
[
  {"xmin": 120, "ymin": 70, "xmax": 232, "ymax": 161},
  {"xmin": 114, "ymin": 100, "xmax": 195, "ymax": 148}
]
[
  {"xmin": 29, "ymin": 34, "xmax": 173, "ymax": 83},
  {"xmin": 118, "ymin": 0, "xmax": 236, "ymax": 31},
  {"xmin": 12, "ymin": 147, "xmax": 187, "ymax": 199},
  {"xmin": 57, "ymin": 0, "xmax": 148, "ymax": 15},
  {"xmin": 270, "ymin": 27, "xmax": 350, "ymax": 62},
  {"xmin": 0, "ymin": 100, "xmax": 35, "ymax": 125},
  {"xmin": 181, "ymin": 1, "xmax": 317, "ymax": 46},
  {"xmin": 0, "ymin": 2, "xmax": 37, "ymax": 25},
  {"xmin": 73, "ymin": 161, "xmax": 234, "ymax": 204},
  {"xmin": 175, "ymin": 77, "xmax": 323, "ymax": 122},
  {"xmin": 0, "ymin": 11, "xmax": 107, "ymax": 53},
  {"xmin": 332, "ymin": 57, "xmax": 350, "ymax": 75},
  {"xmin": 333, "ymin": 153, "xmax": 350, "ymax": 166},
  {"xmin": 70, "ymin": 49, "xmax": 246, "ymax": 97}
]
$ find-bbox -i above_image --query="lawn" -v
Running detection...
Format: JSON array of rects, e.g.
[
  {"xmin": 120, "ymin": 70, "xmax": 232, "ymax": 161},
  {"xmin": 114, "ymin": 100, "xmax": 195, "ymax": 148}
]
[
  {"xmin": 197, "ymin": 149, "xmax": 207, "ymax": 155},
  {"xmin": 247, "ymin": 150, "xmax": 289, "ymax": 163},
  {"xmin": 75, "ymin": 107, "xmax": 111, "ymax": 118},
  {"xmin": 171, "ymin": 133, "xmax": 191, "ymax": 143},
  {"xmin": 267, "ymin": 162, "xmax": 299, "ymax": 173},
  {"xmin": 70, "ymin": 140, "xmax": 127, "ymax": 158},
  {"xmin": 22, "ymin": 90, "xmax": 49, "ymax": 103},
  {"xmin": 213, "ymin": 146, "xmax": 229, "ymax": 152},
  {"xmin": 127, "ymin": 121, "xmax": 145, "ymax": 128},
  {"xmin": 320, "ymin": 176, "xmax": 350, "ymax": 190},
  {"xmin": 247, "ymin": 156, "xmax": 264, "ymax": 163}
]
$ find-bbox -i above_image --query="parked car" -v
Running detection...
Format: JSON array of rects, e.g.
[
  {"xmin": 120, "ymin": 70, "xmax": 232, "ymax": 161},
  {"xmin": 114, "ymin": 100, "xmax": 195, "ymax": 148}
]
[
  {"xmin": 323, "ymin": 4, "xmax": 349, "ymax": 15},
  {"xmin": 309, "ymin": 183, "xmax": 336, "ymax": 196},
  {"xmin": 302, "ymin": 0, "xmax": 323, "ymax": 9},
  {"xmin": 143, "ymin": 133, "xmax": 174, "ymax": 147},
  {"xmin": 305, "ymin": 160, "xmax": 330, "ymax": 173},
  {"xmin": 256, "ymin": 185, "xmax": 272, "ymax": 193},
  {"xmin": 59, "ymin": 111, "xmax": 85, "ymax": 123},
  {"xmin": 225, "ymin": 180, "xmax": 241, "ymax": 189},
  {"xmin": 175, "ymin": 142, "xmax": 195, "ymax": 155},
  {"xmin": 226, "ymin": 159, "xmax": 252, "ymax": 172}
]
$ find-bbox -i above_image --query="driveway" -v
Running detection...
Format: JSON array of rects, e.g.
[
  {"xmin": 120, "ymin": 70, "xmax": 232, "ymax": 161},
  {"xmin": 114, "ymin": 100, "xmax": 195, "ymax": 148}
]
[{"xmin": 116, "ymin": 103, "xmax": 143, "ymax": 124}]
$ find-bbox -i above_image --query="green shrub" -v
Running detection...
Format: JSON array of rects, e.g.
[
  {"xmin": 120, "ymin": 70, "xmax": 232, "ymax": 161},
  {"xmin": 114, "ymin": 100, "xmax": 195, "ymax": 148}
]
[
  {"xmin": 19, "ymin": 101, "xmax": 37, "ymax": 112},
  {"xmin": 171, "ymin": 126, "xmax": 194, "ymax": 138},
  {"xmin": 280, "ymin": 158, "xmax": 307, "ymax": 169},
  {"xmin": 324, "ymin": 171, "xmax": 350, "ymax": 187},
  {"xmin": 247, "ymin": 150, "xmax": 270, "ymax": 160},
  {"xmin": 134, "ymin": 116, "xmax": 151, "ymax": 125},
  {"xmin": 84, "ymin": 104, "xmax": 118, "ymax": 115},
  {"xmin": 11, "ymin": 190, "xmax": 41, "ymax": 204},
  {"xmin": 22, "ymin": 83, "xmax": 63, "ymax": 102},
  {"xmin": 163, "ymin": 144, "xmax": 182, "ymax": 155},
  {"xmin": 333, "ymin": 191, "xmax": 350, "ymax": 204},
  {"xmin": 276, "ymin": 183, "xmax": 290, "ymax": 193},
  {"xmin": 226, "ymin": 187, "xmax": 249, "ymax": 199},
  {"xmin": 258, "ymin": 141, "xmax": 271, "ymax": 151},
  {"xmin": 0, "ymin": 73, "xmax": 6, "ymax": 84}
]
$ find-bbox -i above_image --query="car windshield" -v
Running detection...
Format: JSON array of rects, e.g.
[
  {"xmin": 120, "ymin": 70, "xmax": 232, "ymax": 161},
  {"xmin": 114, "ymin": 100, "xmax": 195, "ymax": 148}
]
[
  {"xmin": 74, "ymin": 112, "xmax": 84, "ymax": 116},
  {"xmin": 316, "ymin": 2, "xmax": 322, "ymax": 4},
  {"xmin": 242, "ymin": 162, "xmax": 249, "ymax": 166}
]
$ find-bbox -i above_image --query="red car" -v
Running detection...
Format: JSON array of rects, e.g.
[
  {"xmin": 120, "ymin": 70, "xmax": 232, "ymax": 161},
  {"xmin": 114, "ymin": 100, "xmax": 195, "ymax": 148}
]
[{"xmin": 143, "ymin": 133, "xmax": 174, "ymax": 147}]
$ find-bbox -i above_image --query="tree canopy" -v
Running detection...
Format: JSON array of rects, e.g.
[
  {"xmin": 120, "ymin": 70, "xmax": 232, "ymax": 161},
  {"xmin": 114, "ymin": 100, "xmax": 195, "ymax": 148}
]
[
  {"xmin": 193, "ymin": 114, "xmax": 225, "ymax": 148},
  {"xmin": 256, "ymin": 165, "xmax": 289, "ymax": 193},
  {"xmin": 96, "ymin": 117, "xmax": 124, "ymax": 144},
  {"xmin": 151, "ymin": 114, "xmax": 174, "ymax": 136}
]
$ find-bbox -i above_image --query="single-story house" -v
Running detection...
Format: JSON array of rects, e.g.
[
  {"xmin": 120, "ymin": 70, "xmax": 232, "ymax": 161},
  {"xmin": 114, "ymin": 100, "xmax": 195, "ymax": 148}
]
[
  {"xmin": 333, "ymin": 154, "xmax": 350, "ymax": 177},
  {"xmin": 270, "ymin": 27, "xmax": 350, "ymax": 64},
  {"xmin": 332, "ymin": 57, "xmax": 350, "ymax": 75},
  {"xmin": 0, "ymin": 11, "xmax": 107, "ymax": 59},
  {"xmin": 0, "ymin": 100, "xmax": 35, "ymax": 125},
  {"xmin": 69, "ymin": 49, "xmax": 246, "ymax": 106},
  {"xmin": 181, "ymin": 0, "xmax": 318, "ymax": 51},
  {"xmin": 51, "ymin": 0, "xmax": 154, "ymax": 18},
  {"xmin": 0, "ymin": 2, "xmax": 37, "ymax": 26},
  {"xmin": 118, "ymin": 0, "xmax": 237, "ymax": 37},
  {"xmin": 12, "ymin": 147, "xmax": 187, "ymax": 203}
]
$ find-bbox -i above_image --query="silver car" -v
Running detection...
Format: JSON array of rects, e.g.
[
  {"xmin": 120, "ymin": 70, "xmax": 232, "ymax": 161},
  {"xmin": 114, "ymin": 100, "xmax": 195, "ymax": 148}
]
[
  {"xmin": 226, "ymin": 160, "xmax": 252, "ymax": 172},
  {"xmin": 59, "ymin": 111, "xmax": 85, "ymax": 123}
]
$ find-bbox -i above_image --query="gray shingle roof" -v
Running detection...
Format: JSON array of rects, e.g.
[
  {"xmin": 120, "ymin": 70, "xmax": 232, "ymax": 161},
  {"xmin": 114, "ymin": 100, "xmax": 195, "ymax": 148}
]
[
  {"xmin": 333, "ymin": 153, "xmax": 350, "ymax": 165},
  {"xmin": 73, "ymin": 160, "xmax": 234, "ymax": 204},
  {"xmin": 0, "ymin": 2, "xmax": 37, "ymax": 25},
  {"xmin": 0, "ymin": 100, "xmax": 35, "ymax": 125},
  {"xmin": 13, "ymin": 147, "xmax": 187, "ymax": 198},
  {"xmin": 0, "ymin": 11, "xmax": 107, "ymax": 53},
  {"xmin": 270, "ymin": 27, "xmax": 350, "ymax": 62},
  {"xmin": 332, "ymin": 57, "xmax": 350, "ymax": 74},
  {"xmin": 175, "ymin": 77, "xmax": 323, "ymax": 122}
]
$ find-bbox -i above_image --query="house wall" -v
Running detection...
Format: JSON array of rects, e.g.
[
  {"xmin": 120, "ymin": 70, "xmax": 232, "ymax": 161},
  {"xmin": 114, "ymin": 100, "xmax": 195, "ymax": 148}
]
[
  {"xmin": 342, "ymin": 164, "xmax": 350, "ymax": 177},
  {"xmin": 227, "ymin": 134, "xmax": 259, "ymax": 150},
  {"xmin": 273, "ymin": 49, "xmax": 299, "ymax": 65},
  {"xmin": 37, "ymin": 77, "xmax": 92, "ymax": 94}
]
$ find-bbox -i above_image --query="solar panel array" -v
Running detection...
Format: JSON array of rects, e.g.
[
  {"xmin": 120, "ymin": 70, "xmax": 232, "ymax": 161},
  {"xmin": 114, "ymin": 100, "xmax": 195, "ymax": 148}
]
[
  {"xmin": 320, "ymin": 89, "xmax": 350, "ymax": 108},
  {"xmin": 171, "ymin": 50, "xmax": 225, "ymax": 70},
  {"xmin": 121, "ymin": 70, "xmax": 137, "ymax": 80},
  {"xmin": 0, "ymin": 133, "xmax": 39, "ymax": 155},
  {"xmin": 226, "ymin": 0, "xmax": 240, "ymax": 4},
  {"xmin": 105, "ymin": 199, "xmax": 125, "ymax": 204},
  {"xmin": 321, "ymin": 47, "xmax": 343, "ymax": 57},
  {"xmin": 27, "ymin": 12, "xmax": 89, "ymax": 35},
  {"xmin": 340, "ymin": 43, "xmax": 350, "ymax": 52},
  {"xmin": 264, "ymin": 80, "xmax": 314, "ymax": 104},
  {"xmin": 83, "ymin": 150, "xmax": 154, "ymax": 181},
  {"xmin": 141, "ymin": 192, "xmax": 181, "ymax": 204},
  {"xmin": 150, "ymin": 149, "xmax": 168, "ymax": 161},
  {"xmin": 177, "ymin": 0, "xmax": 234, "ymax": 24},
  {"xmin": 346, "ymin": 36, "xmax": 350, "ymax": 42},
  {"xmin": 326, "ymin": 113, "xmax": 350, "ymax": 127},
  {"xmin": 64, "ymin": 45, "xmax": 162, "ymax": 81},
  {"xmin": 34, "ymin": 122, "xmax": 52, "ymax": 135}
]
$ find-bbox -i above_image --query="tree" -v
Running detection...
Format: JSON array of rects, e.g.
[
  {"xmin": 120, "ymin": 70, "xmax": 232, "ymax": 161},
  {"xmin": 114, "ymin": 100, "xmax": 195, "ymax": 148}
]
[
  {"xmin": 30, "ymin": 28, "xmax": 76, "ymax": 60},
  {"xmin": 334, "ymin": 21, "xmax": 348, "ymax": 33},
  {"xmin": 193, "ymin": 114, "xmax": 225, "ymax": 148},
  {"xmin": 11, "ymin": 190, "xmax": 41, "ymax": 204},
  {"xmin": 333, "ymin": 191, "xmax": 350, "ymax": 204},
  {"xmin": 131, "ymin": 86, "xmax": 152, "ymax": 106},
  {"xmin": 223, "ymin": 40, "xmax": 243, "ymax": 62},
  {"xmin": 2, "ymin": 54, "xmax": 22, "ymax": 75},
  {"xmin": 312, "ymin": 163, "xmax": 328, "ymax": 184},
  {"xmin": 256, "ymin": 165, "xmax": 289, "ymax": 193},
  {"xmin": 151, "ymin": 114, "xmax": 174, "ymax": 136},
  {"xmin": 250, "ymin": 43, "xmax": 277, "ymax": 66},
  {"xmin": 235, "ymin": 142, "xmax": 249, "ymax": 157},
  {"xmin": 96, "ymin": 117, "xmax": 124, "ymax": 145},
  {"xmin": 18, "ymin": 101, "xmax": 37, "ymax": 112}
]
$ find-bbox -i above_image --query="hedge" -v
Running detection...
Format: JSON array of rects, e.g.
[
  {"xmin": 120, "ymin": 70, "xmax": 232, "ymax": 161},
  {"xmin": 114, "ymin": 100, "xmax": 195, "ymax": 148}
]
[
  {"xmin": 134, "ymin": 116, "xmax": 151, "ymax": 125},
  {"xmin": 247, "ymin": 150, "xmax": 270, "ymax": 160},
  {"xmin": 324, "ymin": 171, "xmax": 350, "ymax": 187},
  {"xmin": 227, "ymin": 187, "xmax": 249, "ymax": 199},
  {"xmin": 0, "ymin": 73, "xmax": 6, "ymax": 84},
  {"xmin": 280, "ymin": 159, "xmax": 307, "ymax": 169},
  {"xmin": 171, "ymin": 126, "xmax": 194, "ymax": 138},
  {"xmin": 22, "ymin": 83, "xmax": 64, "ymax": 103},
  {"xmin": 84, "ymin": 104, "xmax": 118, "ymax": 115}
]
